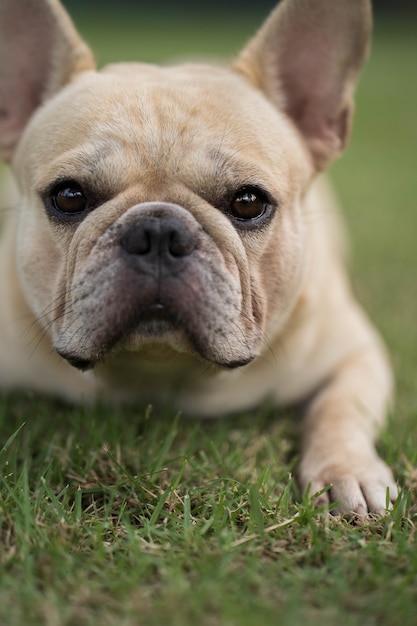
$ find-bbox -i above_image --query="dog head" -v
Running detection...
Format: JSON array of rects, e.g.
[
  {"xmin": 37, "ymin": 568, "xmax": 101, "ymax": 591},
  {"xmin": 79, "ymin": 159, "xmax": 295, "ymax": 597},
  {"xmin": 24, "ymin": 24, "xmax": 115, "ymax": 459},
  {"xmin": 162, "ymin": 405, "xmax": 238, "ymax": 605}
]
[{"xmin": 0, "ymin": 0, "xmax": 371, "ymax": 378}]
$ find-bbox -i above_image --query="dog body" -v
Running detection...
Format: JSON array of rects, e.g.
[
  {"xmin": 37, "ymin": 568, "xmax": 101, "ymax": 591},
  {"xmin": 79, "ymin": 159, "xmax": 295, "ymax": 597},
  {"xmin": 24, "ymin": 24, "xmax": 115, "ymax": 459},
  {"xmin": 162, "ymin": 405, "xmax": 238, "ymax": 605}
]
[{"xmin": 0, "ymin": 0, "xmax": 397, "ymax": 514}]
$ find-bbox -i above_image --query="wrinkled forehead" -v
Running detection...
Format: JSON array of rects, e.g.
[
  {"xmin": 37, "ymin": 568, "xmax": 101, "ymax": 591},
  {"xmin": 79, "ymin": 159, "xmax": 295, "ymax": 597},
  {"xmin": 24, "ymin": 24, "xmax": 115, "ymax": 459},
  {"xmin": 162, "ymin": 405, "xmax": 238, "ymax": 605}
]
[{"xmin": 16, "ymin": 62, "xmax": 309, "ymax": 194}]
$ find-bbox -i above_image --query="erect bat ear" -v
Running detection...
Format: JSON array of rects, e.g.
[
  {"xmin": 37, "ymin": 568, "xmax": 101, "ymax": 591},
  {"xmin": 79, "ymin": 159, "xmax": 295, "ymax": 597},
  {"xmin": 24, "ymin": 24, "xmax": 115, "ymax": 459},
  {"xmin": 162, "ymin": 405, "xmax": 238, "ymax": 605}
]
[
  {"xmin": 0, "ymin": 0, "xmax": 96, "ymax": 162},
  {"xmin": 233, "ymin": 0, "xmax": 372, "ymax": 171}
]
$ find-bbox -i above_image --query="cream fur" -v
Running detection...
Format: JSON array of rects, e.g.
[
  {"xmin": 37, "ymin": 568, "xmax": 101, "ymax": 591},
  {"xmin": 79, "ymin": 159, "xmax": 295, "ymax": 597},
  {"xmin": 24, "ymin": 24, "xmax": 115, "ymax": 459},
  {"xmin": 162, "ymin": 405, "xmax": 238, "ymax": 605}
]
[{"xmin": 0, "ymin": 0, "xmax": 397, "ymax": 515}]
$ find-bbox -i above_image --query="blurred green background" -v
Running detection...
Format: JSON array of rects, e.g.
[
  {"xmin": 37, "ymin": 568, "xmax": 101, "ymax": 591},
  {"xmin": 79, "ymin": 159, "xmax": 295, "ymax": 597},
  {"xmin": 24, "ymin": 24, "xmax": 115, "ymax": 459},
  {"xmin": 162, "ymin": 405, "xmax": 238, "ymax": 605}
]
[
  {"xmin": 63, "ymin": 1, "xmax": 417, "ymax": 66},
  {"xmin": 64, "ymin": 0, "xmax": 416, "ymax": 14}
]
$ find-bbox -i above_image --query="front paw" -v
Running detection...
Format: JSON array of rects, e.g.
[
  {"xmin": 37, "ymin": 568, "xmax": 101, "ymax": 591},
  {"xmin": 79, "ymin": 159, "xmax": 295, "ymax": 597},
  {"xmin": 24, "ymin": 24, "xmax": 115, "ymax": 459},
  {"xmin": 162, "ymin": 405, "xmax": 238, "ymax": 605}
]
[{"xmin": 297, "ymin": 455, "xmax": 398, "ymax": 516}]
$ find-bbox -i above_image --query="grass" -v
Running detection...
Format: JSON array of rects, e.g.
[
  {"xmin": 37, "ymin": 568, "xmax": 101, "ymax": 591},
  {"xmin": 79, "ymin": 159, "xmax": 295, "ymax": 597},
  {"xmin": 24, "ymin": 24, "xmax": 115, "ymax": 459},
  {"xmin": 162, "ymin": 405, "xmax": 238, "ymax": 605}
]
[
  {"xmin": 1, "ymin": 9, "xmax": 417, "ymax": 626},
  {"xmin": 1, "ymin": 396, "xmax": 415, "ymax": 625}
]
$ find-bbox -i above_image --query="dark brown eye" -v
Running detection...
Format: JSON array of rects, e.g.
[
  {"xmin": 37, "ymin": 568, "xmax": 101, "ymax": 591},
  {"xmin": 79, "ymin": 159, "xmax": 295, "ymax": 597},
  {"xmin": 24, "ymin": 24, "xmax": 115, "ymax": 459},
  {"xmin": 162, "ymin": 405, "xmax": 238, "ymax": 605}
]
[
  {"xmin": 230, "ymin": 187, "xmax": 268, "ymax": 220},
  {"xmin": 52, "ymin": 184, "xmax": 88, "ymax": 214}
]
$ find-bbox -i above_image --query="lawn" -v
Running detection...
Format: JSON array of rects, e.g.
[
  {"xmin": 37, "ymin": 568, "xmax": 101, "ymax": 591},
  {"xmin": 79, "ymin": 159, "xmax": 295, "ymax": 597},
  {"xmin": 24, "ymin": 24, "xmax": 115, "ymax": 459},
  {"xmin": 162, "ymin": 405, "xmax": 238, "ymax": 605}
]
[{"xmin": 0, "ymin": 8, "xmax": 416, "ymax": 626}]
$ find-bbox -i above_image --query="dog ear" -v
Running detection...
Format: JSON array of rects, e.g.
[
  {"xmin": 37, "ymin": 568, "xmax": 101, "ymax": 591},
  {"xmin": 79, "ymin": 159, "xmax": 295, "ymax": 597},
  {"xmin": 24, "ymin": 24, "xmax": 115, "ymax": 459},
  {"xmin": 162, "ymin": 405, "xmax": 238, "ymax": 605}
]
[
  {"xmin": 0, "ymin": 0, "xmax": 96, "ymax": 162},
  {"xmin": 233, "ymin": 0, "xmax": 372, "ymax": 170}
]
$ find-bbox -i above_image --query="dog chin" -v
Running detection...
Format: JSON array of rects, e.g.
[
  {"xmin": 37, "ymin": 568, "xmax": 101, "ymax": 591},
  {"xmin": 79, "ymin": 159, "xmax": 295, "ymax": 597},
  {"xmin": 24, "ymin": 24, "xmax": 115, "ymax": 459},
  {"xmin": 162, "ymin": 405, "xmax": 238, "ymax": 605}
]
[
  {"xmin": 121, "ymin": 318, "xmax": 195, "ymax": 356},
  {"xmin": 57, "ymin": 314, "xmax": 194, "ymax": 372}
]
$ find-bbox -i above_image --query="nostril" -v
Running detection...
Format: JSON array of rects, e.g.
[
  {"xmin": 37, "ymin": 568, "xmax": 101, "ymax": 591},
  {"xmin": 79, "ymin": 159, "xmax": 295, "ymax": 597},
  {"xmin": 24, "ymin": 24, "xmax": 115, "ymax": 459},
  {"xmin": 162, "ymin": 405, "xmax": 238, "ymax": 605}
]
[
  {"xmin": 168, "ymin": 228, "xmax": 195, "ymax": 257},
  {"xmin": 121, "ymin": 222, "xmax": 153, "ymax": 256},
  {"xmin": 121, "ymin": 217, "xmax": 195, "ymax": 258}
]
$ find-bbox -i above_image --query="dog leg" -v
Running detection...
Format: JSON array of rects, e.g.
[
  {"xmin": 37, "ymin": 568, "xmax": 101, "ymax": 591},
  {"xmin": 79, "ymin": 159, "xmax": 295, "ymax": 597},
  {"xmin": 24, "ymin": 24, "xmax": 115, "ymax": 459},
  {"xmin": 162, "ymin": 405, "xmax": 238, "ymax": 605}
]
[{"xmin": 298, "ymin": 344, "xmax": 397, "ymax": 515}]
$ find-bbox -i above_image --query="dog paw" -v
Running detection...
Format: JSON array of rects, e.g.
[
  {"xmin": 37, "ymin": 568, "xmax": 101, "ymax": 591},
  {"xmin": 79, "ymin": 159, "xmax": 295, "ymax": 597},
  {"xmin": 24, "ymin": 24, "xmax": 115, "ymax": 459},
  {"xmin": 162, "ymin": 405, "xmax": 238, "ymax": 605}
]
[{"xmin": 297, "ymin": 456, "xmax": 398, "ymax": 516}]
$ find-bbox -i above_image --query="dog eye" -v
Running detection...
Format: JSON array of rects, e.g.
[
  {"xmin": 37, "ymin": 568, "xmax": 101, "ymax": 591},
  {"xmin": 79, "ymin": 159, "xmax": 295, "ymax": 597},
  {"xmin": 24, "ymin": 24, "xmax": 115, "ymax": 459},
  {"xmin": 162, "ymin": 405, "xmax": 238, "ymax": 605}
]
[
  {"xmin": 51, "ymin": 184, "xmax": 88, "ymax": 214},
  {"xmin": 230, "ymin": 187, "xmax": 268, "ymax": 220}
]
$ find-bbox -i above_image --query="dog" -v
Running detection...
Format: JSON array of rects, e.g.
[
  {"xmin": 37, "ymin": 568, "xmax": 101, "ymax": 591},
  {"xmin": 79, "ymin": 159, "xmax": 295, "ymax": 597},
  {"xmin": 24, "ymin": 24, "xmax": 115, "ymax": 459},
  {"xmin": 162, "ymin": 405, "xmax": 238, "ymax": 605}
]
[{"xmin": 0, "ymin": 0, "xmax": 397, "ymax": 515}]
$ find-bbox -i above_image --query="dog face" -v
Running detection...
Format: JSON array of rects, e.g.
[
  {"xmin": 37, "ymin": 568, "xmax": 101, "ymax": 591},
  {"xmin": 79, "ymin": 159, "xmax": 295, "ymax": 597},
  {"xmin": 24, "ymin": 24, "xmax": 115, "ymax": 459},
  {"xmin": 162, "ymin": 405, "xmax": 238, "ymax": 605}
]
[
  {"xmin": 0, "ymin": 0, "xmax": 371, "ymax": 383},
  {"xmin": 13, "ymin": 62, "xmax": 311, "ymax": 373}
]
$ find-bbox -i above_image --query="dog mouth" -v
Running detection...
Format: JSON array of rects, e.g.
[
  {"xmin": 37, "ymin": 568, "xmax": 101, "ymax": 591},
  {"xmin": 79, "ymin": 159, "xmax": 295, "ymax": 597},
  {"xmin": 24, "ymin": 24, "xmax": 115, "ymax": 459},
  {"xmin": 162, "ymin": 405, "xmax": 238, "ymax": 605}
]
[
  {"xmin": 56, "ymin": 302, "xmax": 190, "ymax": 371},
  {"xmin": 130, "ymin": 303, "xmax": 175, "ymax": 336},
  {"xmin": 56, "ymin": 301, "xmax": 255, "ymax": 372}
]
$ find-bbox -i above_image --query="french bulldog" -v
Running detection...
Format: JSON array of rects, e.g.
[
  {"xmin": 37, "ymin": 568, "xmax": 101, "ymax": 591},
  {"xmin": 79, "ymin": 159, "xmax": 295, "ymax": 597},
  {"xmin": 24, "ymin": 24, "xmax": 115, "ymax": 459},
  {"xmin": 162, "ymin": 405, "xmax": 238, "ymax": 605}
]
[{"xmin": 0, "ymin": 0, "xmax": 397, "ymax": 515}]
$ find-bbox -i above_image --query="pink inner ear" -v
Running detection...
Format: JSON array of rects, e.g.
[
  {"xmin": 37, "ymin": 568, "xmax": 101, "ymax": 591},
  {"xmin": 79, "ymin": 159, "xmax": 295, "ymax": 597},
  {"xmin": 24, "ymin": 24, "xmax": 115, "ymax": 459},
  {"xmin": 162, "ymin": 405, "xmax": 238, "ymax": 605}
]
[
  {"xmin": 235, "ymin": 0, "xmax": 371, "ymax": 171},
  {"xmin": 276, "ymin": 22, "xmax": 355, "ymax": 167},
  {"xmin": 286, "ymin": 83, "xmax": 351, "ymax": 141},
  {"xmin": 0, "ymin": 3, "xmax": 55, "ymax": 160},
  {"xmin": 3, "ymin": 73, "xmax": 45, "ymax": 121},
  {"xmin": 0, "ymin": 0, "xmax": 95, "ymax": 161},
  {"xmin": 0, "ymin": 68, "xmax": 49, "ymax": 160}
]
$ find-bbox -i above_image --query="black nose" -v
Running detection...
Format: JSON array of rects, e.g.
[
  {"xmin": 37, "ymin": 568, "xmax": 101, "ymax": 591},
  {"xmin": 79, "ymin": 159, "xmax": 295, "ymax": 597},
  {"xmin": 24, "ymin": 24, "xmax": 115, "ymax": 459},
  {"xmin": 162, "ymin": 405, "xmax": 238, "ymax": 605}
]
[{"xmin": 121, "ymin": 217, "xmax": 195, "ymax": 262}]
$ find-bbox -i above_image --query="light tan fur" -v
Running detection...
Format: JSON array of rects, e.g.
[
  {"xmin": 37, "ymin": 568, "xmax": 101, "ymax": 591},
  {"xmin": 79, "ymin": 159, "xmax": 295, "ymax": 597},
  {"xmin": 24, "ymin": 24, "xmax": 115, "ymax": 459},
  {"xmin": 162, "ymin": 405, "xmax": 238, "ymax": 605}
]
[{"xmin": 0, "ymin": 0, "xmax": 397, "ymax": 515}]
